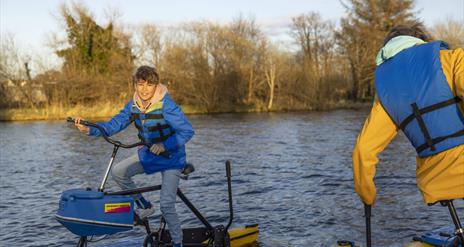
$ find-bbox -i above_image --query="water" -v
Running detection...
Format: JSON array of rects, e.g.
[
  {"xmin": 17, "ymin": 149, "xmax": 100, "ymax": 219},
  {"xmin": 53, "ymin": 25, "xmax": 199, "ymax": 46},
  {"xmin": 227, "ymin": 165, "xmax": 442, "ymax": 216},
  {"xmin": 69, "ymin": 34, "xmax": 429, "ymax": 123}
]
[{"xmin": 0, "ymin": 110, "xmax": 460, "ymax": 247}]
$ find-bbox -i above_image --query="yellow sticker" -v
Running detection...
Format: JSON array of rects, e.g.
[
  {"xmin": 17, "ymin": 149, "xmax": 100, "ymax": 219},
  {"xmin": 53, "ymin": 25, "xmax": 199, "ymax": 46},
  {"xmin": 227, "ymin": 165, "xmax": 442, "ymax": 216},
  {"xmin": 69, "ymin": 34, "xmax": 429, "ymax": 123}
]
[{"xmin": 104, "ymin": 202, "xmax": 131, "ymax": 214}]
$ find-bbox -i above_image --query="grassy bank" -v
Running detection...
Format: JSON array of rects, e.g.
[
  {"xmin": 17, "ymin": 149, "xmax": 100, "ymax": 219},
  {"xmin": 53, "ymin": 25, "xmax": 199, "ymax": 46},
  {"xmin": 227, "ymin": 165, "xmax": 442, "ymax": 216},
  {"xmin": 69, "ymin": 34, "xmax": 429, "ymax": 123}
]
[
  {"xmin": 0, "ymin": 100, "xmax": 370, "ymax": 121},
  {"xmin": 0, "ymin": 103, "xmax": 125, "ymax": 121}
]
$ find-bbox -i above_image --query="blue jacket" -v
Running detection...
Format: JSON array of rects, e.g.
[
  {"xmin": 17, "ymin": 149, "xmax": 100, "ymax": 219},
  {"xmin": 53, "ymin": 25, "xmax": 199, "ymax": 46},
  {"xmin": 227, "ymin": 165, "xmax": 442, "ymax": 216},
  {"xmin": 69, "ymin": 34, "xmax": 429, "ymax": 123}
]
[
  {"xmin": 375, "ymin": 41, "xmax": 464, "ymax": 157},
  {"xmin": 89, "ymin": 94, "xmax": 195, "ymax": 174}
]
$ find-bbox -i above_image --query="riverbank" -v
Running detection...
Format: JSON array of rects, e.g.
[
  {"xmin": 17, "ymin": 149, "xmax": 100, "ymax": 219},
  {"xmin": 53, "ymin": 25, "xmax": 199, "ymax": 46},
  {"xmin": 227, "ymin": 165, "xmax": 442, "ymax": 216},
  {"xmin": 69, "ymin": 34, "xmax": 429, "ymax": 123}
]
[{"xmin": 0, "ymin": 100, "xmax": 370, "ymax": 121}]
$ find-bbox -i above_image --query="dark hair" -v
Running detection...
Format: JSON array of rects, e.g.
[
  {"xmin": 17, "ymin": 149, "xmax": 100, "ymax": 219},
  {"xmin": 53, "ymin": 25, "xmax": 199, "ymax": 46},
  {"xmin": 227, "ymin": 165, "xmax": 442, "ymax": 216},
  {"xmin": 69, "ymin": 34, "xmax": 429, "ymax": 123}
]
[
  {"xmin": 133, "ymin": 66, "xmax": 159, "ymax": 84},
  {"xmin": 384, "ymin": 23, "xmax": 431, "ymax": 45}
]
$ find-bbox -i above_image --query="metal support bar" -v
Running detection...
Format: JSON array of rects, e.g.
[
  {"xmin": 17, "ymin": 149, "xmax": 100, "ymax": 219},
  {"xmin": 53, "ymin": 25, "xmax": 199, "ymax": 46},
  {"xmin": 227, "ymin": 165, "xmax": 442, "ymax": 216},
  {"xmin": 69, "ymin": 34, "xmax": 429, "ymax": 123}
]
[
  {"xmin": 225, "ymin": 161, "xmax": 234, "ymax": 232},
  {"xmin": 445, "ymin": 200, "xmax": 464, "ymax": 244},
  {"xmin": 364, "ymin": 204, "xmax": 372, "ymax": 247},
  {"xmin": 99, "ymin": 145, "xmax": 119, "ymax": 192},
  {"xmin": 105, "ymin": 185, "xmax": 162, "ymax": 196},
  {"xmin": 77, "ymin": 236, "xmax": 87, "ymax": 247},
  {"xmin": 177, "ymin": 189, "xmax": 214, "ymax": 231}
]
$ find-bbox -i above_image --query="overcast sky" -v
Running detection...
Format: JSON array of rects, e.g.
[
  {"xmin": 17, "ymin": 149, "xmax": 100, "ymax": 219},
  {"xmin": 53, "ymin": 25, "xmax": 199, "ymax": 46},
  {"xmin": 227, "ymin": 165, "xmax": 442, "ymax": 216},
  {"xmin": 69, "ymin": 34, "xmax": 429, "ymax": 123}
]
[{"xmin": 1, "ymin": 0, "xmax": 463, "ymax": 73}]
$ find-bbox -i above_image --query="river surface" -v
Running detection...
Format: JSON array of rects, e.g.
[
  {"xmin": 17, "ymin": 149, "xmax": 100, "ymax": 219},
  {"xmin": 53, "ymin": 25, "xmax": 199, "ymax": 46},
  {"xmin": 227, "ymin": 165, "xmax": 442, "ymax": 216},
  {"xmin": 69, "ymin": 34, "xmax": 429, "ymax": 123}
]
[{"xmin": 0, "ymin": 110, "xmax": 461, "ymax": 247}]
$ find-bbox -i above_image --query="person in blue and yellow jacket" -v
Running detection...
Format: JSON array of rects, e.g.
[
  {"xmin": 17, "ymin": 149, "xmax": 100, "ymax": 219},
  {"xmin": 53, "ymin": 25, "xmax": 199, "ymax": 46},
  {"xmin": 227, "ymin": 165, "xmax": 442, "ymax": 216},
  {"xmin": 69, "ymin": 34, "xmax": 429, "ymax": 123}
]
[
  {"xmin": 74, "ymin": 66, "xmax": 194, "ymax": 247},
  {"xmin": 352, "ymin": 24, "xmax": 464, "ymax": 206}
]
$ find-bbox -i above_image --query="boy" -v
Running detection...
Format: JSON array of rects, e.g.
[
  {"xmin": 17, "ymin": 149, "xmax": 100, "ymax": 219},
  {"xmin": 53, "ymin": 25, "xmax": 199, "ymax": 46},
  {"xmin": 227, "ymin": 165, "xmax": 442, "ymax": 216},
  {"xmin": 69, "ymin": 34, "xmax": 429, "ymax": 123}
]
[
  {"xmin": 352, "ymin": 24, "xmax": 464, "ymax": 205},
  {"xmin": 74, "ymin": 65, "xmax": 194, "ymax": 247}
]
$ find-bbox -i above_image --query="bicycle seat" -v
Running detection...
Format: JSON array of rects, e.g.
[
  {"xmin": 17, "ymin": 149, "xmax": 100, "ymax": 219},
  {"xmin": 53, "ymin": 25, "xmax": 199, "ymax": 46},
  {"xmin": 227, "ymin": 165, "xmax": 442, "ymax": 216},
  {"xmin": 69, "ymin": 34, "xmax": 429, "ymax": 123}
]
[{"xmin": 180, "ymin": 163, "xmax": 195, "ymax": 180}]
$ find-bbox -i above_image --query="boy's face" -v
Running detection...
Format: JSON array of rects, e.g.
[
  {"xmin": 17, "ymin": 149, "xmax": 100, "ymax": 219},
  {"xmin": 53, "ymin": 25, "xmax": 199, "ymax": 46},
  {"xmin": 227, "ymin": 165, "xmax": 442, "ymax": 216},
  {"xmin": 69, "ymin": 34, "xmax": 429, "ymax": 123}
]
[{"xmin": 135, "ymin": 80, "xmax": 157, "ymax": 102}]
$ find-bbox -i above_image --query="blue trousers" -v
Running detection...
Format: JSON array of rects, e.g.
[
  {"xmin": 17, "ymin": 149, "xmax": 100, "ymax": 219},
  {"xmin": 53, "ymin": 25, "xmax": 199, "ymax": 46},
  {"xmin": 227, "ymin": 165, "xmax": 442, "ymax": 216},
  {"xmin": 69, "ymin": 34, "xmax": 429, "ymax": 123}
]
[{"xmin": 111, "ymin": 154, "xmax": 183, "ymax": 244}]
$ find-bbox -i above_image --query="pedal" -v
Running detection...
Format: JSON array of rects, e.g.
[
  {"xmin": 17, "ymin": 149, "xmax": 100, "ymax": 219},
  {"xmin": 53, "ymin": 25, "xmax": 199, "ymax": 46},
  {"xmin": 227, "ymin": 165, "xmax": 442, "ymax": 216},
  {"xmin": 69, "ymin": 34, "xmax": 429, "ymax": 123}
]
[{"xmin": 134, "ymin": 213, "xmax": 150, "ymax": 227}]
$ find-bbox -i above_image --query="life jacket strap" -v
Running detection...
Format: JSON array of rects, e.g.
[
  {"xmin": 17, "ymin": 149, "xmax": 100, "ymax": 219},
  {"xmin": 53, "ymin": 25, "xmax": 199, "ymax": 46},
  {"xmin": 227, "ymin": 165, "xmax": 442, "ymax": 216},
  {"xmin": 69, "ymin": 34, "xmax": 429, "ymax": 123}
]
[
  {"xmin": 411, "ymin": 102, "xmax": 436, "ymax": 151},
  {"xmin": 130, "ymin": 113, "xmax": 164, "ymax": 122},
  {"xmin": 138, "ymin": 132, "xmax": 174, "ymax": 144},
  {"xmin": 399, "ymin": 97, "xmax": 462, "ymax": 130},
  {"xmin": 156, "ymin": 123, "xmax": 164, "ymax": 140},
  {"xmin": 396, "ymin": 96, "xmax": 463, "ymax": 153},
  {"xmin": 416, "ymin": 129, "xmax": 464, "ymax": 153},
  {"xmin": 130, "ymin": 113, "xmax": 137, "ymax": 122},
  {"xmin": 134, "ymin": 121, "xmax": 170, "ymax": 132}
]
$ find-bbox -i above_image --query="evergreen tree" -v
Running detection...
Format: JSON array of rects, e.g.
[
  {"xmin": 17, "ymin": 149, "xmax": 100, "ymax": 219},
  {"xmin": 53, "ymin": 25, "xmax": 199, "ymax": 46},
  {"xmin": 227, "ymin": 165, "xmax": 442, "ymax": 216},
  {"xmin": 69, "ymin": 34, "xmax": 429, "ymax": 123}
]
[
  {"xmin": 56, "ymin": 3, "xmax": 133, "ymax": 76},
  {"xmin": 337, "ymin": 0, "xmax": 420, "ymax": 100}
]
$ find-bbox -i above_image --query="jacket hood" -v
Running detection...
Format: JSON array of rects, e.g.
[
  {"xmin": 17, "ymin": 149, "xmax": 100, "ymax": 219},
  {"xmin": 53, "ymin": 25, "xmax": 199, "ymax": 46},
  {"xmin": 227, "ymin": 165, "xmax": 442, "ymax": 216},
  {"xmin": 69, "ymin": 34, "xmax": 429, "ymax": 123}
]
[{"xmin": 376, "ymin": 35, "xmax": 426, "ymax": 66}]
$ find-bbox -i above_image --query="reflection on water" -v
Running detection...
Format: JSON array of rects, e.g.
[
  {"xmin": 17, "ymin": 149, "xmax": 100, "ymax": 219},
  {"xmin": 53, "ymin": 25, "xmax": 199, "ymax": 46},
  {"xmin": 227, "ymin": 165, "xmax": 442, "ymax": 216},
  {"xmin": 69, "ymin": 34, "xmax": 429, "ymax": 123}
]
[{"xmin": 0, "ymin": 110, "xmax": 460, "ymax": 247}]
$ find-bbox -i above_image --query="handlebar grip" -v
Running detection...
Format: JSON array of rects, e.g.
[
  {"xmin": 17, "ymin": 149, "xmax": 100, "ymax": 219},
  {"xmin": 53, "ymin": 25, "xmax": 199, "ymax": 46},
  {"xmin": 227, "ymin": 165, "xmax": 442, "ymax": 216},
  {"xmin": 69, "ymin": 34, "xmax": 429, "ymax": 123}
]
[
  {"xmin": 364, "ymin": 203, "xmax": 371, "ymax": 217},
  {"xmin": 225, "ymin": 160, "xmax": 231, "ymax": 177},
  {"xmin": 66, "ymin": 117, "xmax": 92, "ymax": 127}
]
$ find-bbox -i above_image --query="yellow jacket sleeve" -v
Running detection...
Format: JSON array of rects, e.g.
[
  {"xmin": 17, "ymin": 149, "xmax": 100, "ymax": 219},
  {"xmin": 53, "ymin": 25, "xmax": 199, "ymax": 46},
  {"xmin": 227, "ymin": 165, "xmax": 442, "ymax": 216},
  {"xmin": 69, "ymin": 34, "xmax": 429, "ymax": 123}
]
[
  {"xmin": 439, "ymin": 48, "xmax": 464, "ymax": 108},
  {"xmin": 352, "ymin": 99, "xmax": 398, "ymax": 205},
  {"xmin": 456, "ymin": 50, "xmax": 464, "ymax": 100}
]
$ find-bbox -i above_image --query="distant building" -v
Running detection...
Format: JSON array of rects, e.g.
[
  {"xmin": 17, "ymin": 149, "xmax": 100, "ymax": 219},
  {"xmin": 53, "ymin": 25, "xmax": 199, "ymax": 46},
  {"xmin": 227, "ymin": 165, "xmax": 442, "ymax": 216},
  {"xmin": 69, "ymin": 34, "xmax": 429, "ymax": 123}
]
[{"xmin": 0, "ymin": 79, "xmax": 47, "ymax": 108}]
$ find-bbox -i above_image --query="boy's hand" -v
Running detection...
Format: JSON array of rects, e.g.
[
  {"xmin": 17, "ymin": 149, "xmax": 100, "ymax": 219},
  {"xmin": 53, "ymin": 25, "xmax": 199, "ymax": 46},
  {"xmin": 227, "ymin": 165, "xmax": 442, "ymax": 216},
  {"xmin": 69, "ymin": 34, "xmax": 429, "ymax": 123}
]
[
  {"xmin": 150, "ymin": 144, "xmax": 165, "ymax": 155},
  {"xmin": 74, "ymin": 117, "xmax": 90, "ymax": 134}
]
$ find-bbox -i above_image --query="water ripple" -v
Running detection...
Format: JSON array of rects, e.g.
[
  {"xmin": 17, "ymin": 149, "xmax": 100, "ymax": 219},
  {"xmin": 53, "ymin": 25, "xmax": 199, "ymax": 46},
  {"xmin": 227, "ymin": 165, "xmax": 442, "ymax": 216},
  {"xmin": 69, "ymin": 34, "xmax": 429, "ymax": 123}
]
[{"xmin": 0, "ymin": 111, "xmax": 460, "ymax": 247}]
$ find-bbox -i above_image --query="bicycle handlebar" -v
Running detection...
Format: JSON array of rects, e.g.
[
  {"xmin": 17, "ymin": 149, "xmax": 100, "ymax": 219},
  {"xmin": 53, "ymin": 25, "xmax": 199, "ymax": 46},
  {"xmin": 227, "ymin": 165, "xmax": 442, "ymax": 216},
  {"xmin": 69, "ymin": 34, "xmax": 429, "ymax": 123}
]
[{"xmin": 67, "ymin": 117, "xmax": 171, "ymax": 158}]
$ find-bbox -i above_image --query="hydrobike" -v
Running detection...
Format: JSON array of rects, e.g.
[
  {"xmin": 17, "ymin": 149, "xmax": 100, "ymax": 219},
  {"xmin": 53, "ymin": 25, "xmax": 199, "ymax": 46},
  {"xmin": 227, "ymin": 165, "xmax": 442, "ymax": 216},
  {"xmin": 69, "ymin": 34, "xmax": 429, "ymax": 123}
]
[
  {"xmin": 335, "ymin": 202, "xmax": 463, "ymax": 247},
  {"xmin": 56, "ymin": 118, "xmax": 259, "ymax": 247}
]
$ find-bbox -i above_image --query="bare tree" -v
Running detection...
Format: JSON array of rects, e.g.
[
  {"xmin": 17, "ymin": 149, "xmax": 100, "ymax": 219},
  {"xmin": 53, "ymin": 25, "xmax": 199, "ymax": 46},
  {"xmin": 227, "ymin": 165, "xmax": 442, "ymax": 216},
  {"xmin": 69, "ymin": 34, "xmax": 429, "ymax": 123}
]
[
  {"xmin": 229, "ymin": 15, "xmax": 267, "ymax": 104},
  {"xmin": 0, "ymin": 33, "xmax": 27, "ymax": 80},
  {"xmin": 263, "ymin": 43, "xmax": 286, "ymax": 110},
  {"xmin": 133, "ymin": 24, "xmax": 163, "ymax": 67},
  {"xmin": 160, "ymin": 21, "xmax": 219, "ymax": 110},
  {"xmin": 291, "ymin": 12, "xmax": 335, "ymax": 105},
  {"xmin": 431, "ymin": 18, "xmax": 464, "ymax": 48},
  {"xmin": 0, "ymin": 33, "xmax": 39, "ymax": 108}
]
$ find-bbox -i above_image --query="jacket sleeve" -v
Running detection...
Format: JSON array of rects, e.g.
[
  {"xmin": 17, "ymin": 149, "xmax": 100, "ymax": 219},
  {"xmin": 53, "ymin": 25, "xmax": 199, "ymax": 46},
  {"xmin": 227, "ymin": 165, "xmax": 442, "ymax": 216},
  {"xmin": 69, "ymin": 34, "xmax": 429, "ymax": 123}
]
[
  {"xmin": 439, "ymin": 48, "xmax": 464, "ymax": 110},
  {"xmin": 89, "ymin": 101, "xmax": 133, "ymax": 137},
  {"xmin": 162, "ymin": 95, "xmax": 195, "ymax": 151},
  {"xmin": 352, "ymin": 99, "xmax": 398, "ymax": 205},
  {"xmin": 455, "ymin": 49, "xmax": 464, "ymax": 102}
]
